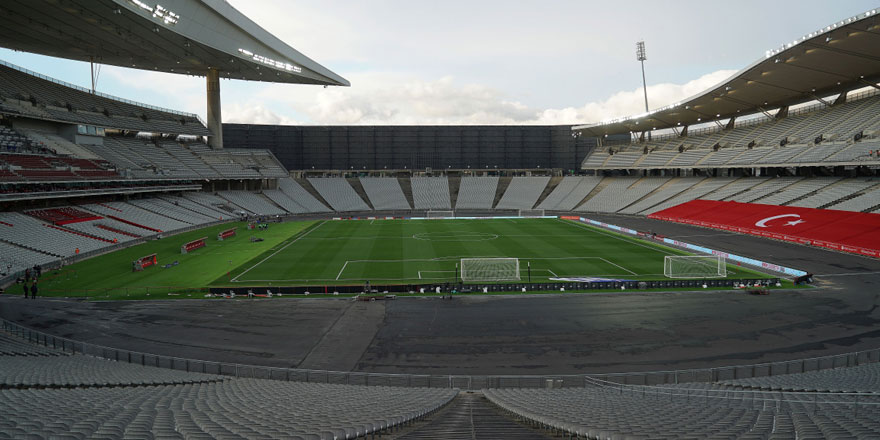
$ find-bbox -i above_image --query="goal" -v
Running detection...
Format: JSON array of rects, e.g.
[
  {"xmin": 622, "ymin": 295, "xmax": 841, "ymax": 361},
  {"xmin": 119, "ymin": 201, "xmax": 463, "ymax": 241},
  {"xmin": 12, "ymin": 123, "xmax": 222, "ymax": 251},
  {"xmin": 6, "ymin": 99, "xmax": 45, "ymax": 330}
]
[
  {"xmin": 427, "ymin": 210, "xmax": 454, "ymax": 219},
  {"xmin": 460, "ymin": 258, "xmax": 520, "ymax": 282},
  {"xmin": 518, "ymin": 209, "xmax": 545, "ymax": 217},
  {"xmin": 664, "ymin": 255, "xmax": 727, "ymax": 279}
]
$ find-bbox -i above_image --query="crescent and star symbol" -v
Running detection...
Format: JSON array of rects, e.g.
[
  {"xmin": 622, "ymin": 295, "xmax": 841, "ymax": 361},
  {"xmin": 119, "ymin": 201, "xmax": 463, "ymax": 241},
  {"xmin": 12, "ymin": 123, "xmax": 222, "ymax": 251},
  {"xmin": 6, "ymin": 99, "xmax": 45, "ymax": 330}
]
[{"xmin": 754, "ymin": 213, "xmax": 806, "ymax": 228}]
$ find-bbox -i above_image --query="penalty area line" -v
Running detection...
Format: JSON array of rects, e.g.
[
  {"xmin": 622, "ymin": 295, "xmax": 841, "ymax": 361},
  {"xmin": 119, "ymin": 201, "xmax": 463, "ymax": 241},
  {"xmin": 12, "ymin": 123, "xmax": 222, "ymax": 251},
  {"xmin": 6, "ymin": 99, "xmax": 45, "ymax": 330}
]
[
  {"xmin": 336, "ymin": 261, "xmax": 350, "ymax": 281},
  {"xmin": 599, "ymin": 257, "xmax": 638, "ymax": 276},
  {"xmin": 231, "ymin": 221, "xmax": 326, "ymax": 282}
]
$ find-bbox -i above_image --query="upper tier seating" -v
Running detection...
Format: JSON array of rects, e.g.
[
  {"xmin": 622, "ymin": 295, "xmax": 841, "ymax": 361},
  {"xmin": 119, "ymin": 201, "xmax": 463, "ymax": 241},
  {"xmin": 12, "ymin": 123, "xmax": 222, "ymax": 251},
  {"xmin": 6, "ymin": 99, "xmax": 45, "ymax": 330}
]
[
  {"xmin": 359, "ymin": 177, "xmax": 411, "ymax": 210},
  {"xmin": 581, "ymin": 91, "xmax": 880, "ymax": 170},
  {"xmin": 411, "ymin": 176, "xmax": 452, "ymax": 210},
  {"xmin": 0, "ymin": 62, "xmax": 207, "ymax": 135},
  {"xmin": 307, "ymin": 178, "xmax": 371, "ymax": 212},
  {"xmin": 455, "ymin": 176, "xmax": 498, "ymax": 210},
  {"xmin": 495, "ymin": 176, "xmax": 550, "ymax": 210}
]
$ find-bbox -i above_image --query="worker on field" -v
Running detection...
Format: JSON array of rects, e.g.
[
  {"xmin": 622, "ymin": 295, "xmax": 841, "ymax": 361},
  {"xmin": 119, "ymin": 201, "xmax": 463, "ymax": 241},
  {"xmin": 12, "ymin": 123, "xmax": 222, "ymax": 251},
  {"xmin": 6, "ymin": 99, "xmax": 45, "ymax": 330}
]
[{"xmin": 30, "ymin": 282, "xmax": 37, "ymax": 299}]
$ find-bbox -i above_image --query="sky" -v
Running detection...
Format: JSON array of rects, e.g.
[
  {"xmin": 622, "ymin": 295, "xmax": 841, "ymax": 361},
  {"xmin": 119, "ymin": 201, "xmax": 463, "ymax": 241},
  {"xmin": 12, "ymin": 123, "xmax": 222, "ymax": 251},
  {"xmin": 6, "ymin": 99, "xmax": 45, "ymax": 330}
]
[{"xmin": 0, "ymin": 0, "xmax": 876, "ymax": 126}]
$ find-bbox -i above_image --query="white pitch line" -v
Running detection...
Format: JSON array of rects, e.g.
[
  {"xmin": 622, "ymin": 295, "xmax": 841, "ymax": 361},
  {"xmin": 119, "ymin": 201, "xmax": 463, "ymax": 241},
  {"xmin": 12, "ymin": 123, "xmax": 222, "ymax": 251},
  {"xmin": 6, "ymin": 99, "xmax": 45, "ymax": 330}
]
[
  {"xmin": 336, "ymin": 261, "xmax": 350, "ymax": 281},
  {"xmin": 599, "ymin": 257, "xmax": 638, "ymax": 276},
  {"xmin": 548, "ymin": 269, "xmax": 558, "ymax": 277},
  {"xmin": 232, "ymin": 221, "xmax": 326, "ymax": 282},
  {"xmin": 558, "ymin": 218, "xmax": 671, "ymax": 256}
]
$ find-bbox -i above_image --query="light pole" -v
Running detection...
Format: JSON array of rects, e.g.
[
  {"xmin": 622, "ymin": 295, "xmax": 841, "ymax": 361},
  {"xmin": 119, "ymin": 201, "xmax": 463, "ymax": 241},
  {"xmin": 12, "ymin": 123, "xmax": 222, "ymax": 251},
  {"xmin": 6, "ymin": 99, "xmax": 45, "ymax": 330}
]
[{"xmin": 636, "ymin": 41, "xmax": 649, "ymax": 113}]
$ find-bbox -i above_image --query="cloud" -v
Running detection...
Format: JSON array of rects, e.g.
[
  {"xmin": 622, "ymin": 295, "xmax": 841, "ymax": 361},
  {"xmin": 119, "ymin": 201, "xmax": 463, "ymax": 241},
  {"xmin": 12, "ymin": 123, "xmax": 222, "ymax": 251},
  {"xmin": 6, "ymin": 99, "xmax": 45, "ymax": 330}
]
[
  {"xmin": 244, "ymin": 69, "xmax": 737, "ymax": 126},
  {"xmin": 534, "ymin": 69, "xmax": 737, "ymax": 125},
  {"xmin": 224, "ymin": 102, "xmax": 301, "ymax": 125}
]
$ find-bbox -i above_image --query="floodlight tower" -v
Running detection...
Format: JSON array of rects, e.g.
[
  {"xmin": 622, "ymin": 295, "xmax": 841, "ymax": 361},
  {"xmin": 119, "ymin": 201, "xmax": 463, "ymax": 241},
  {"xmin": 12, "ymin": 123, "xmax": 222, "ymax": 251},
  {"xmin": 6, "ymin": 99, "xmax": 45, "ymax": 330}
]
[{"xmin": 636, "ymin": 41, "xmax": 649, "ymax": 112}]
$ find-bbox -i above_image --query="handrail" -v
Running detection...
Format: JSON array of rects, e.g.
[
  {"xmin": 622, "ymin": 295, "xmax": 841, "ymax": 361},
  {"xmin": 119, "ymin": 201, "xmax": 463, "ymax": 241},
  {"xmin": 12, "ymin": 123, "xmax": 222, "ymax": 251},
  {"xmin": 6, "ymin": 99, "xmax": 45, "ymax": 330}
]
[{"xmin": 0, "ymin": 59, "xmax": 200, "ymax": 119}]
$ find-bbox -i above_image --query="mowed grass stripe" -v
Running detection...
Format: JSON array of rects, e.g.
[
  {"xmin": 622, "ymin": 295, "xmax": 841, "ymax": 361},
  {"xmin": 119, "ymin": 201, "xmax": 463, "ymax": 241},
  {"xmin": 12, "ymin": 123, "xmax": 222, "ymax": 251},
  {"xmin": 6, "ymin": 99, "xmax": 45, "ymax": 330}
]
[
  {"xmin": 236, "ymin": 219, "xmax": 675, "ymax": 284},
  {"xmin": 43, "ymin": 221, "xmax": 314, "ymax": 296}
]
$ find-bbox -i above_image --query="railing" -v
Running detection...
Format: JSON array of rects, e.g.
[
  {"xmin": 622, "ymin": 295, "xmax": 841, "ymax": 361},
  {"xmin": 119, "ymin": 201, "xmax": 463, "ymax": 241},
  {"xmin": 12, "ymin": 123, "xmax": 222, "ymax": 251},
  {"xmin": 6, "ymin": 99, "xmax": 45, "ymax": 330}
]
[
  {"xmin": 2, "ymin": 317, "xmax": 879, "ymax": 391},
  {"xmin": 0, "ymin": 59, "xmax": 200, "ymax": 119},
  {"xmin": 620, "ymin": 86, "xmax": 880, "ymax": 146}
]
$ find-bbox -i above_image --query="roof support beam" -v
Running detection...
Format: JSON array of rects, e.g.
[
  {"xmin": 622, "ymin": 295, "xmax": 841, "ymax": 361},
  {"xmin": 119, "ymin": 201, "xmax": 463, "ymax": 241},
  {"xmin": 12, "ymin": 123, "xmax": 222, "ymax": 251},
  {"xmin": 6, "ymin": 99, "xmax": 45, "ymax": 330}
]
[
  {"xmin": 810, "ymin": 94, "xmax": 833, "ymax": 108},
  {"xmin": 206, "ymin": 68, "xmax": 223, "ymax": 149},
  {"xmin": 776, "ymin": 106, "xmax": 789, "ymax": 120},
  {"xmin": 859, "ymin": 79, "xmax": 880, "ymax": 91}
]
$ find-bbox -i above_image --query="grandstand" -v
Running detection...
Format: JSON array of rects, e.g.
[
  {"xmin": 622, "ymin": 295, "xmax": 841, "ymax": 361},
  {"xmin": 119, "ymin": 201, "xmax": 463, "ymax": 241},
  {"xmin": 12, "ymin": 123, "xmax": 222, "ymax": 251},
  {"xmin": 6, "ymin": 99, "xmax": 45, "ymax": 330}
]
[{"xmin": 1, "ymin": 2, "xmax": 880, "ymax": 439}]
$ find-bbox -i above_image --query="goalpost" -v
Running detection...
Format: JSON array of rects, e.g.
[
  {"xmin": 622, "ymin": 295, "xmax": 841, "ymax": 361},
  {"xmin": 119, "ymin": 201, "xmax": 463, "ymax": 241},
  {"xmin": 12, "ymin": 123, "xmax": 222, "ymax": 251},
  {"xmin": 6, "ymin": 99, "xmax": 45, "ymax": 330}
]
[
  {"xmin": 460, "ymin": 258, "xmax": 520, "ymax": 282},
  {"xmin": 518, "ymin": 209, "xmax": 545, "ymax": 217},
  {"xmin": 664, "ymin": 255, "xmax": 727, "ymax": 279},
  {"xmin": 427, "ymin": 210, "xmax": 454, "ymax": 219}
]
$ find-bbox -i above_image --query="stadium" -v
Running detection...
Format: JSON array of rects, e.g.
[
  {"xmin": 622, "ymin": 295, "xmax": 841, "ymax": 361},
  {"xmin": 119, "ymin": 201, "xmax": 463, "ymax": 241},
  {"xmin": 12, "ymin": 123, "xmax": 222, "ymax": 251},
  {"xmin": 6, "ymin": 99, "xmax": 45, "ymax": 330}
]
[{"xmin": 0, "ymin": 0, "xmax": 879, "ymax": 438}]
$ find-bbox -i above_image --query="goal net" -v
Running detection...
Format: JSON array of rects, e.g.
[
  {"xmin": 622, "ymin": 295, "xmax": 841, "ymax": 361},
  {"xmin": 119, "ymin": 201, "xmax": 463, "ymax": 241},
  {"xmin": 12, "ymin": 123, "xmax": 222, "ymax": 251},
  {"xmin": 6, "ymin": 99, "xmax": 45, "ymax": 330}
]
[
  {"xmin": 460, "ymin": 258, "xmax": 520, "ymax": 282},
  {"xmin": 427, "ymin": 210, "xmax": 454, "ymax": 219},
  {"xmin": 518, "ymin": 209, "xmax": 545, "ymax": 217},
  {"xmin": 664, "ymin": 255, "xmax": 727, "ymax": 279}
]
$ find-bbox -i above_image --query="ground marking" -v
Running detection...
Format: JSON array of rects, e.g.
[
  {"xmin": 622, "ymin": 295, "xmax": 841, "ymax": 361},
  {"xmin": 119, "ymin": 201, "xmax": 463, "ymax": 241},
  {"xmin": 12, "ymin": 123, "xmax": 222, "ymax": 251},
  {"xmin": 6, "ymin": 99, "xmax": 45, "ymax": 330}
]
[
  {"xmin": 335, "ymin": 261, "xmax": 349, "ymax": 281},
  {"xmin": 598, "ymin": 257, "xmax": 638, "ymax": 276},
  {"xmin": 232, "ymin": 221, "xmax": 326, "ymax": 282},
  {"xmin": 558, "ymin": 219, "xmax": 672, "ymax": 256}
]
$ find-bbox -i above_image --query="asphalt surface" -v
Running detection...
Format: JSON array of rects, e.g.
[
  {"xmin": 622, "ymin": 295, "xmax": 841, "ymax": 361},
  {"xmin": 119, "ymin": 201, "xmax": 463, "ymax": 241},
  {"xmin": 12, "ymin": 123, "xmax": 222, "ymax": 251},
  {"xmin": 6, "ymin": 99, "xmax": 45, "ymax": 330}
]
[{"xmin": 1, "ymin": 214, "xmax": 878, "ymax": 376}]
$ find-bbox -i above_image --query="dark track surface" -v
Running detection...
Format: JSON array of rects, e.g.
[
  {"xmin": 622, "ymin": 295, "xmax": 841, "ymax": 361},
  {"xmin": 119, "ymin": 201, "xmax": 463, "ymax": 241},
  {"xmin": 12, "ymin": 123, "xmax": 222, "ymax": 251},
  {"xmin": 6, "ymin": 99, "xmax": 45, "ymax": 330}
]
[{"xmin": 1, "ymin": 214, "xmax": 878, "ymax": 375}]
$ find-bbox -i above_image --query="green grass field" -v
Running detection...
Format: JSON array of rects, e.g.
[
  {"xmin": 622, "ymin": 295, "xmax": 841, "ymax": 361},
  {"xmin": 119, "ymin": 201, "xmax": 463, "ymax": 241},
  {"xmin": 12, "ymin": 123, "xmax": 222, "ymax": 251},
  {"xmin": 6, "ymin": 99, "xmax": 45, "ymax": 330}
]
[
  {"xmin": 224, "ymin": 218, "xmax": 770, "ymax": 285},
  {"xmin": 40, "ymin": 218, "xmax": 777, "ymax": 299}
]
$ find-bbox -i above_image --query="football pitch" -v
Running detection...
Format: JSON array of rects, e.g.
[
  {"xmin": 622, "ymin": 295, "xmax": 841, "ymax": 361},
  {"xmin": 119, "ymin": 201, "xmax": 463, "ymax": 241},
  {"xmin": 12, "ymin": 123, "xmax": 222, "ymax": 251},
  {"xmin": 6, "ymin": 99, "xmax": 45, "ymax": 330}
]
[{"xmin": 227, "ymin": 218, "xmax": 762, "ymax": 285}]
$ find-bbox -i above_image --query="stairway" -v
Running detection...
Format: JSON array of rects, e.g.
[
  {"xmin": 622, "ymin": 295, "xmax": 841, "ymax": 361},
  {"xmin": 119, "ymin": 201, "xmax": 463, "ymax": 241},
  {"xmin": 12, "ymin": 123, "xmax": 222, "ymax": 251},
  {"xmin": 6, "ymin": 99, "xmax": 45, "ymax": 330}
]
[
  {"xmin": 294, "ymin": 178, "xmax": 334, "ymax": 209},
  {"xmin": 533, "ymin": 175, "xmax": 563, "ymax": 208},
  {"xmin": 492, "ymin": 176, "xmax": 513, "ymax": 209},
  {"xmin": 574, "ymin": 175, "xmax": 610, "ymax": 209},
  {"xmin": 397, "ymin": 176, "xmax": 415, "ymax": 210},
  {"xmin": 346, "ymin": 177, "xmax": 375, "ymax": 210},
  {"xmin": 448, "ymin": 176, "xmax": 461, "ymax": 209},
  {"xmin": 395, "ymin": 392, "xmax": 552, "ymax": 440}
]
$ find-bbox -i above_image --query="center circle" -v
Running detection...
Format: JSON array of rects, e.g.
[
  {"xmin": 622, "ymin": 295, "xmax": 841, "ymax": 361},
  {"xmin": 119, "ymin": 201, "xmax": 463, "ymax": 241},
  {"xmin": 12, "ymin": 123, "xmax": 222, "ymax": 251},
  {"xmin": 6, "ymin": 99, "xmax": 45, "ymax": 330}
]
[{"xmin": 412, "ymin": 231, "xmax": 499, "ymax": 242}]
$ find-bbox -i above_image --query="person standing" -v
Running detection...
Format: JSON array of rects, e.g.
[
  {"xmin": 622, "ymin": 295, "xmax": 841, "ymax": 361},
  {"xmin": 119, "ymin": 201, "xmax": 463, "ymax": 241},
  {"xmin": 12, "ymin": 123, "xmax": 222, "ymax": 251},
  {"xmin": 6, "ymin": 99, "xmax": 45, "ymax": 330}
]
[
  {"xmin": 22, "ymin": 282, "xmax": 28, "ymax": 298},
  {"xmin": 30, "ymin": 282, "xmax": 37, "ymax": 299}
]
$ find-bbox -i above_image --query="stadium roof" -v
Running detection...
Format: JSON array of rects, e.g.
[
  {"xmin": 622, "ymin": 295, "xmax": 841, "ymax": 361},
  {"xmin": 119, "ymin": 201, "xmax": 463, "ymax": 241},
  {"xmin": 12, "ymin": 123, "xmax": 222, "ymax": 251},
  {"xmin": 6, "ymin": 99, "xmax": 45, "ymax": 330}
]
[
  {"xmin": 0, "ymin": 0, "xmax": 349, "ymax": 87},
  {"xmin": 574, "ymin": 8, "xmax": 880, "ymax": 137}
]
